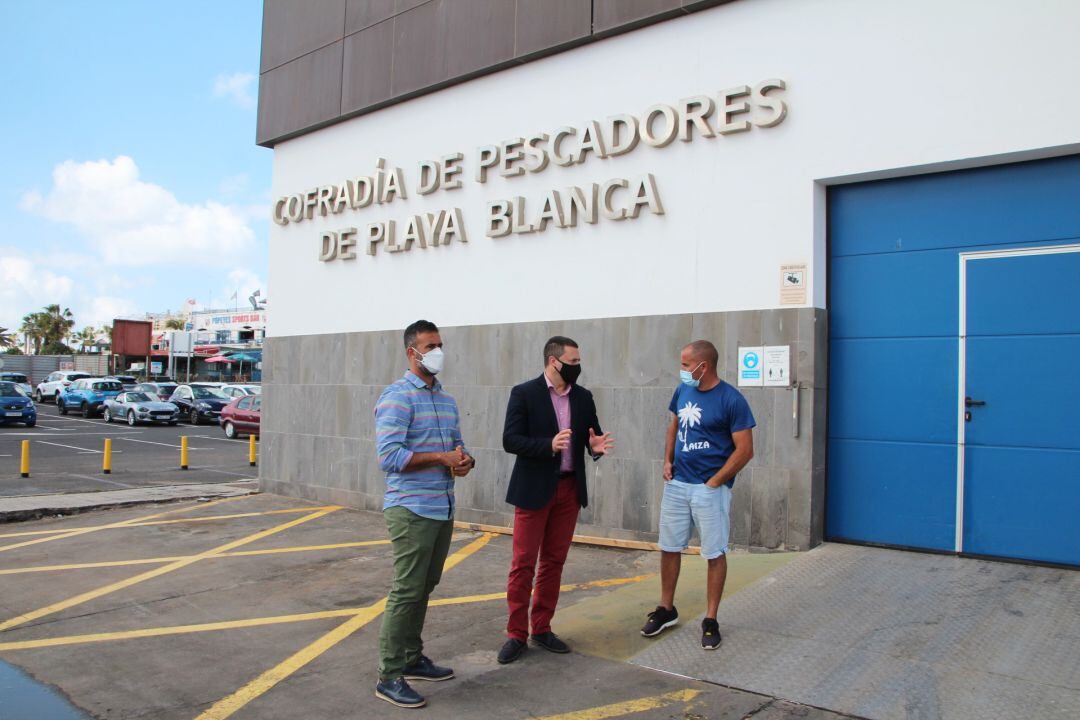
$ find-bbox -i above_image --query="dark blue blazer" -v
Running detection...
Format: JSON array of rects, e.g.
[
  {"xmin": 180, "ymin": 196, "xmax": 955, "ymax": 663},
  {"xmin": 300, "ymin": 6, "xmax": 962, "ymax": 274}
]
[{"xmin": 502, "ymin": 375, "xmax": 602, "ymax": 511}]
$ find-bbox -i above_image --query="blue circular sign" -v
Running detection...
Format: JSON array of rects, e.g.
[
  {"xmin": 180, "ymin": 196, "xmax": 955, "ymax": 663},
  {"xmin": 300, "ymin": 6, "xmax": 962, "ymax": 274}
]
[{"xmin": 743, "ymin": 352, "xmax": 759, "ymax": 369}]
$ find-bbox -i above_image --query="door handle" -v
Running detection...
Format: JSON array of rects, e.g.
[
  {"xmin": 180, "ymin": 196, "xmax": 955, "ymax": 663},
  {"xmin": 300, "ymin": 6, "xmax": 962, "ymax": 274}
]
[{"xmin": 964, "ymin": 397, "xmax": 986, "ymax": 408}]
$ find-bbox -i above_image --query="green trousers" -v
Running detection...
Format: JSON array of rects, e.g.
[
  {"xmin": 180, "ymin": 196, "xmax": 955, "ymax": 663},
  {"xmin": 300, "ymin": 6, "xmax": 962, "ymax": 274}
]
[{"xmin": 378, "ymin": 505, "xmax": 454, "ymax": 681}]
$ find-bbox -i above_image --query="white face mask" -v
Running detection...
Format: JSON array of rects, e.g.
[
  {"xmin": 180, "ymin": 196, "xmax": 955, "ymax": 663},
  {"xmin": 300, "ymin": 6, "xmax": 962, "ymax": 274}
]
[{"xmin": 413, "ymin": 346, "xmax": 445, "ymax": 375}]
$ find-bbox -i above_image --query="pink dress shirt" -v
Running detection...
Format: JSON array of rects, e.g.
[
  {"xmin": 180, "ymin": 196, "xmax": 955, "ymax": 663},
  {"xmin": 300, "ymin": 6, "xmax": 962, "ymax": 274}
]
[{"xmin": 545, "ymin": 373, "xmax": 573, "ymax": 473}]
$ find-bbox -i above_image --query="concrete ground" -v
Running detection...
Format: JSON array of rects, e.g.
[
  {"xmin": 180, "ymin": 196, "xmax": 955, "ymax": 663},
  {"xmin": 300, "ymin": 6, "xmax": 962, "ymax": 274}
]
[
  {"xmin": 0, "ymin": 413, "xmax": 256, "ymax": 495},
  {"xmin": 634, "ymin": 544, "xmax": 1080, "ymax": 720},
  {"xmin": 0, "ymin": 493, "xmax": 853, "ymax": 720}
]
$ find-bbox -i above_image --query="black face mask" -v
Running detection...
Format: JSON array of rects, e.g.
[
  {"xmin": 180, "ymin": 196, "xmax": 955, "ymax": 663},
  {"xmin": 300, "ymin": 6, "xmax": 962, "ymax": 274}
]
[{"xmin": 556, "ymin": 360, "xmax": 582, "ymax": 385}]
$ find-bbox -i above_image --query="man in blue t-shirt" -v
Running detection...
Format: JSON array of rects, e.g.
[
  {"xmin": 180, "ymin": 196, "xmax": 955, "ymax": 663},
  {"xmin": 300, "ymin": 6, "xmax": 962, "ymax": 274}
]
[{"xmin": 640, "ymin": 340, "xmax": 755, "ymax": 650}]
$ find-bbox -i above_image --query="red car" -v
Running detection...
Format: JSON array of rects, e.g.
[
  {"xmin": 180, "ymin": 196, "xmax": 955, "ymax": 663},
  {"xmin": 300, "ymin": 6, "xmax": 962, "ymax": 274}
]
[{"xmin": 219, "ymin": 394, "xmax": 261, "ymax": 438}]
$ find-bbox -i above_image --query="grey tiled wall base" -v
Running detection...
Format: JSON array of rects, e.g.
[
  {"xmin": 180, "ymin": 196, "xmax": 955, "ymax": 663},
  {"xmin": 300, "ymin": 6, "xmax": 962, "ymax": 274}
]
[{"xmin": 259, "ymin": 307, "xmax": 826, "ymax": 551}]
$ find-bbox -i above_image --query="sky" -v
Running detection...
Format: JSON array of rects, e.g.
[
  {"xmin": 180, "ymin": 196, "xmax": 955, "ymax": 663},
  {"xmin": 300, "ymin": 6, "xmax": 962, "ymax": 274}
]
[{"xmin": 0, "ymin": 1, "xmax": 270, "ymax": 337}]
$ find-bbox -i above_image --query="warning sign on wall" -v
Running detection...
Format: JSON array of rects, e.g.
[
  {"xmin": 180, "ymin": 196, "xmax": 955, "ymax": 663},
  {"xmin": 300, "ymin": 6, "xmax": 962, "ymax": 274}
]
[
  {"xmin": 738, "ymin": 347, "xmax": 764, "ymax": 387},
  {"xmin": 780, "ymin": 263, "xmax": 807, "ymax": 305},
  {"xmin": 763, "ymin": 345, "xmax": 791, "ymax": 387}
]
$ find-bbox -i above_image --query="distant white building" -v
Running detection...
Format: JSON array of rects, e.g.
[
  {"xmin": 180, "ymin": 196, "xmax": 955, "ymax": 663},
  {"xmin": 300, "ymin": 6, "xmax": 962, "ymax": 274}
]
[{"xmin": 185, "ymin": 307, "xmax": 268, "ymax": 347}]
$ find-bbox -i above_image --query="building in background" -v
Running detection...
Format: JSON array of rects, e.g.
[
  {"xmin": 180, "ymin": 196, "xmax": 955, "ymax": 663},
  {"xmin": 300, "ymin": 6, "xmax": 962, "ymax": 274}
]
[
  {"xmin": 145, "ymin": 298, "xmax": 268, "ymax": 381},
  {"xmin": 256, "ymin": 0, "xmax": 1080, "ymax": 565},
  {"xmin": 185, "ymin": 307, "xmax": 268, "ymax": 347}
]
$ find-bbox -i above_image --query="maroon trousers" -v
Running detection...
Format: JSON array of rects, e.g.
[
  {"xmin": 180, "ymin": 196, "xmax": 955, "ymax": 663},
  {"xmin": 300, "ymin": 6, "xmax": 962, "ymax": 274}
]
[{"xmin": 506, "ymin": 474, "xmax": 580, "ymax": 641}]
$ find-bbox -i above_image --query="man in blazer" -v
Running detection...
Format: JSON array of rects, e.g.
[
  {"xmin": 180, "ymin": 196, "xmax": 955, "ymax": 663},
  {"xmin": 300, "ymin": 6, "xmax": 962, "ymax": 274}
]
[{"xmin": 497, "ymin": 336, "xmax": 615, "ymax": 664}]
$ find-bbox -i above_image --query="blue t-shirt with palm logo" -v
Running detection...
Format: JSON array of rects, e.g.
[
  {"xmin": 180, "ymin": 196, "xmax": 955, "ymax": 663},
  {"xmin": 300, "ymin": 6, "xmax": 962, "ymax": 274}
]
[{"xmin": 669, "ymin": 381, "xmax": 756, "ymax": 486}]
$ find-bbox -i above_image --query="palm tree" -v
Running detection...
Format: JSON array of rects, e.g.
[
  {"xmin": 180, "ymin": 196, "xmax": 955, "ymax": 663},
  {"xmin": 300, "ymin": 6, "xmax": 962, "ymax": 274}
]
[
  {"xmin": 0, "ymin": 327, "xmax": 14, "ymax": 349},
  {"xmin": 164, "ymin": 317, "xmax": 185, "ymax": 330},
  {"xmin": 17, "ymin": 305, "xmax": 76, "ymax": 354},
  {"xmin": 74, "ymin": 326, "xmax": 98, "ymax": 353},
  {"xmin": 39, "ymin": 304, "xmax": 75, "ymax": 347},
  {"xmin": 19, "ymin": 313, "xmax": 46, "ymax": 354}
]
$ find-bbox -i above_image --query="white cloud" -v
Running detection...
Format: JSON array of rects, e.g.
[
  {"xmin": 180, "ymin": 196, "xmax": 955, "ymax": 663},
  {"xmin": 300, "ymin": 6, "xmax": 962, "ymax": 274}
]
[
  {"xmin": 223, "ymin": 268, "xmax": 266, "ymax": 308},
  {"xmin": 0, "ymin": 251, "xmax": 147, "ymax": 339},
  {"xmin": 0, "ymin": 254, "xmax": 75, "ymax": 331},
  {"xmin": 85, "ymin": 296, "xmax": 139, "ymax": 328},
  {"xmin": 21, "ymin": 156, "xmax": 255, "ymax": 266},
  {"xmin": 212, "ymin": 72, "xmax": 256, "ymax": 109},
  {"xmin": 218, "ymin": 172, "xmax": 250, "ymax": 196}
]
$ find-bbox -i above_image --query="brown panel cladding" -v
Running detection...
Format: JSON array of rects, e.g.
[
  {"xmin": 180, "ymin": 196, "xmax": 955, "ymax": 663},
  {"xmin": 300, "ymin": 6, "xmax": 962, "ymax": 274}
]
[
  {"xmin": 344, "ymin": 0, "xmax": 396, "ymax": 35},
  {"xmin": 256, "ymin": 41, "xmax": 344, "ymax": 147},
  {"xmin": 260, "ymin": 0, "xmax": 346, "ymax": 73},
  {"xmin": 442, "ymin": 0, "xmax": 516, "ymax": 78},
  {"xmin": 396, "ymin": 0, "xmax": 432, "ymax": 13},
  {"xmin": 593, "ymin": 0, "xmax": 683, "ymax": 34},
  {"xmin": 257, "ymin": 0, "xmax": 735, "ymax": 147},
  {"xmin": 514, "ymin": 0, "xmax": 592, "ymax": 59},
  {"xmin": 342, "ymin": 20, "xmax": 395, "ymax": 114},
  {"xmin": 389, "ymin": 0, "xmax": 449, "ymax": 97}
]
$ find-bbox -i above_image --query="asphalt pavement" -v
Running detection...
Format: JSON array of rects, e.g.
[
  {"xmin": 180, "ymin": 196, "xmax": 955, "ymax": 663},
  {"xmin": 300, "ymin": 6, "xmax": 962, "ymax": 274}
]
[
  {"xmin": 0, "ymin": 494, "xmax": 850, "ymax": 720},
  {"xmin": 0, "ymin": 407, "xmax": 257, "ymax": 496}
]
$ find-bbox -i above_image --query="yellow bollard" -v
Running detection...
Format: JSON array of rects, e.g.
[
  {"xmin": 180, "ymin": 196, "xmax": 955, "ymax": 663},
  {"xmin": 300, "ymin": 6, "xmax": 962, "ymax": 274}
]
[
  {"xmin": 180, "ymin": 436, "xmax": 189, "ymax": 470},
  {"xmin": 249, "ymin": 434, "xmax": 257, "ymax": 467},
  {"xmin": 103, "ymin": 438, "xmax": 112, "ymax": 475},
  {"xmin": 20, "ymin": 440, "xmax": 30, "ymax": 478}
]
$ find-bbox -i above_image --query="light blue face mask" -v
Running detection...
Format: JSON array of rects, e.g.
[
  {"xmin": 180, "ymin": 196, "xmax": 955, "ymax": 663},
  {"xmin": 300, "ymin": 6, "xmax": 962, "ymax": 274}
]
[{"xmin": 680, "ymin": 362, "xmax": 705, "ymax": 388}]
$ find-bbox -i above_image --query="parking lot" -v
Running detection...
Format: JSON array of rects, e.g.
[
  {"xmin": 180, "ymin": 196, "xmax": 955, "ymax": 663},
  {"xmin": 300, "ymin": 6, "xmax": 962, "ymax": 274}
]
[
  {"xmin": 0, "ymin": 409, "xmax": 256, "ymax": 496},
  {"xmin": 0, "ymin": 493, "xmax": 838, "ymax": 720}
]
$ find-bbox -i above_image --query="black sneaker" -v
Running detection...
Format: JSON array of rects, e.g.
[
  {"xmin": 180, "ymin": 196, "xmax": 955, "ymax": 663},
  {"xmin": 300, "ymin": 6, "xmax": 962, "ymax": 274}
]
[
  {"xmin": 701, "ymin": 618, "xmax": 722, "ymax": 650},
  {"xmin": 403, "ymin": 654, "xmax": 454, "ymax": 682},
  {"xmin": 641, "ymin": 605, "xmax": 679, "ymax": 637},
  {"xmin": 375, "ymin": 678, "xmax": 426, "ymax": 708},
  {"xmin": 497, "ymin": 638, "xmax": 527, "ymax": 664},
  {"xmin": 531, "ymin": 631, "xmax": 570, "ymax": 654}
]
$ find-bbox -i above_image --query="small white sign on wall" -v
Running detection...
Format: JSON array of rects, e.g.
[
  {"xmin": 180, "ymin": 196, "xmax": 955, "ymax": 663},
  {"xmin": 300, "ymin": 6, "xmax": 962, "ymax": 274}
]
[
  {"xmin": 738, "ymin": 347, "xmax": 764, "ymax": 387},
  {"xmin": 763, "ymin": 345, "xmax": 791, "ymax": 387},
  {"xmin": 780, "ymin": 263, "xmax": 808, "ymax": 305}
]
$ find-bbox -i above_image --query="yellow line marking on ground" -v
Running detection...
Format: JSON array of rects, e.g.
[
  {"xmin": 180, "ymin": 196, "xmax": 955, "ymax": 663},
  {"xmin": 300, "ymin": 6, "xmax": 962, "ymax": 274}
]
[
  {"xmin": 0, "ymin": 508, "xmax": 340, "ymax": 633},
  {"xmin": 0, "ymin": 506, "xmax": 337, "ymax": 539},
  {"xmin": 533, "ymin": 689, "xmax": 703, "ymax": 720},
  {"xmin": 0, "ymin": 535, "xmax": 478, "ymax": 576},
  {"xmin": 194, "ymin": 533, "xmax": 497, "ymax": 720},
  {"xmin": 0, "ymin": 496, "xmax": 249, "ymax": 553},
  {"xmin": 428, "ymin": 574, "xmax": 653, "ymax": 607},
  {"xmin": 0, "ymin": 573, "xmax": 651, "ymax": 652}
]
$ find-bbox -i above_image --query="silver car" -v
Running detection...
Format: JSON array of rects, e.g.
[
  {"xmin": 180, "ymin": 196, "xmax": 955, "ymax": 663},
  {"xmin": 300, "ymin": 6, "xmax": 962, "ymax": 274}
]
[{"xmin": 103, "ymin": 391, "xmax": 180, "ymax": 426}]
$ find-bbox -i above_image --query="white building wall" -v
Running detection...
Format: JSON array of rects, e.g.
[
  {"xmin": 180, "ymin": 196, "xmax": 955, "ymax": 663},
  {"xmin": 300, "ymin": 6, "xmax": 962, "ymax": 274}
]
[{"xmin": 267, "ymin": 0, "xmax": 1080, "ymax": 338}]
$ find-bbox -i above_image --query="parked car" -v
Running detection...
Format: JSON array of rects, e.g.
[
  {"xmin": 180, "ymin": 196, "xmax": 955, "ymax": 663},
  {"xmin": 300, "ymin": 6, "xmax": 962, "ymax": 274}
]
[
  {"xmin": 0, "ymin": 372, "xmax": 33, "ymax": 397},
  {"xmin": 133, "ymin": 382, "xmax": 179, "ymax": 402},
  {"xmin": 103, "ymin": 391, "xmax": 179, "ymax": 426},
  {"xmin": 35, "ymin": 371, "xmax": 91, "ymax": 403},
  {"xmin": 57, "ymin": 378, "xmax": 123, "ymax": 417},
  {"xmin": 105, "ymin": 375, "xmax": 139, "ymax": 391},
  {"xmin": 0, "ymin": 381, "xmax": 36, "ymax": 427},
  {"xmin": 168, "ymin": 384, "xmax": 230, "ymax": 425},
  {"xmin": 220, "ymin": 395, "xmax": 261, "ymax": 438},
  {"xmin": 220, "ymin": 384, "xmax": 261, "ymax": 399}
]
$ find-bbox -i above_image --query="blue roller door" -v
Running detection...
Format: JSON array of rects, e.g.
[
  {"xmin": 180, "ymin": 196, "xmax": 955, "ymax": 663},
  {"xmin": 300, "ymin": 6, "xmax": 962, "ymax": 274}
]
[{"xmin": 826, "ymin": 154, "xmax": 1080, "ymax": 564}]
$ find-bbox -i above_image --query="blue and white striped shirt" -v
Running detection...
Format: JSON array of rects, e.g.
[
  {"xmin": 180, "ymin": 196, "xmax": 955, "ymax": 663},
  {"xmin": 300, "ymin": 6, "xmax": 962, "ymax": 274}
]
[{"xmin": 375, "ymin": 371, "xmax": 467, "ymax": 520}]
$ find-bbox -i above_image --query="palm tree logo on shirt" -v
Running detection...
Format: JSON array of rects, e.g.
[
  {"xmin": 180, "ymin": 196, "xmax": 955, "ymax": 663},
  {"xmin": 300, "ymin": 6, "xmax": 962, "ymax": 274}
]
[{"xmin": 677, "ymin": 401, "xmax": 702, "ymax": 449}]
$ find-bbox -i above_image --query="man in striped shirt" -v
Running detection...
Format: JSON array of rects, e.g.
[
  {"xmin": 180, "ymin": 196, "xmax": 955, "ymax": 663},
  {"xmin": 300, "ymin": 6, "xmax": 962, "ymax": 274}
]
[{"xmin": 374, "ymin": 319, "xmax": 475, "ymax": 709}]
